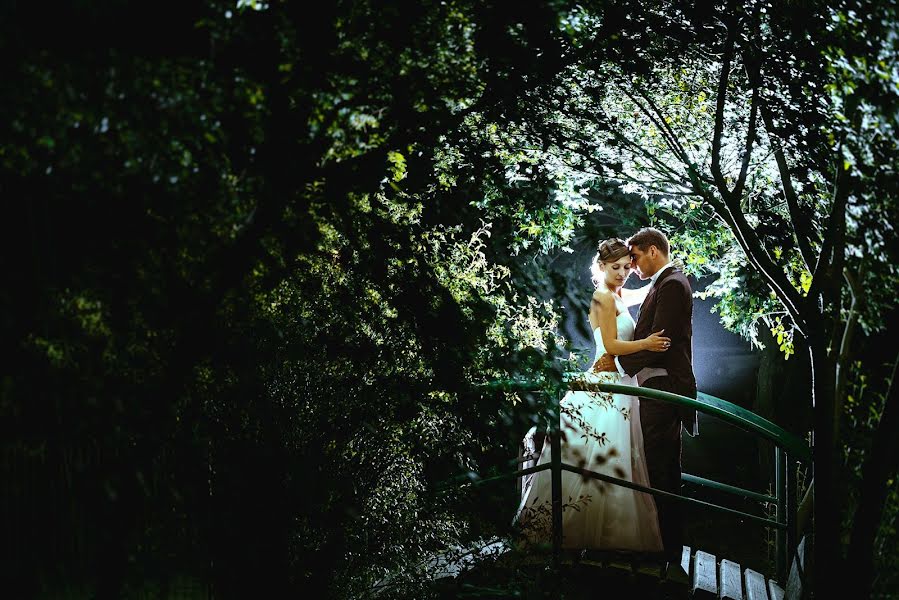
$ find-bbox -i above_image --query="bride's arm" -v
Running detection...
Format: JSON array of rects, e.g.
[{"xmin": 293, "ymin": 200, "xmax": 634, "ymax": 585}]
[
  {"xmin": 620, "ymin": 283, "xmax": 651, "ymax": 308},
  {"xmin": 591, "ymin": 290, "xmax": 670, "ymax": 355}
]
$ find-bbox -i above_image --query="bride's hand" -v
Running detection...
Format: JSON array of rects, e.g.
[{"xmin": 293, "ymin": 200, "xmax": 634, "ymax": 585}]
[
  {"xmin": 643, "ymin": 330, "xmax": 671, "ymax": 352},
  {"xmin": 591, "ymin": 354, "xmax": 616, "ymax": 372}
]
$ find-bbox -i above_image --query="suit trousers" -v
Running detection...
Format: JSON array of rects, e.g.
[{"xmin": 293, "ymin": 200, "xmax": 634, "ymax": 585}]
[{"xmin": 638, "ymin": 376, "xmax": 685, "ymax": 559}]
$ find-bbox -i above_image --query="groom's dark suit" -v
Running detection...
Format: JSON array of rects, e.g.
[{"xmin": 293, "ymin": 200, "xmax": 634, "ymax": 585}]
[{"xmin": 618, "ymin": 265, "xmax": 697, "ymax": 559}]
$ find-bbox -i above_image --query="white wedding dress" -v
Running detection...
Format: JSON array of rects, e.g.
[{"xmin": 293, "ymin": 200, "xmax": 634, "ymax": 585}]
[{"xmin": 515, "ymin": 295, "xmax": 662, "ymax": 551}]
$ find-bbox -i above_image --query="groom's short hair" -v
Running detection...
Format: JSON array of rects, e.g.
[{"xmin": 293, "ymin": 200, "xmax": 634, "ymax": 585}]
[{"xmin": 628, "ymin": 227, "xmax": 669, "ymax": 256}]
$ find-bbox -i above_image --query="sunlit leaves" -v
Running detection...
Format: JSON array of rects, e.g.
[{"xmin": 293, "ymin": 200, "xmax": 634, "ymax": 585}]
[
  {"xmin": 387, "ymin": 150, "xmax": 408, "ymax": 182},
  {"xmin": 770, "ymin": 317, "xmax": 795, "ymax": 360}
]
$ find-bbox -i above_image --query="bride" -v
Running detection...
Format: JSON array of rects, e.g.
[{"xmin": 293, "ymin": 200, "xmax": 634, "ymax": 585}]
[{"xmin": 515, "ymin": 238, "xmax": 667, "ymax": 551}]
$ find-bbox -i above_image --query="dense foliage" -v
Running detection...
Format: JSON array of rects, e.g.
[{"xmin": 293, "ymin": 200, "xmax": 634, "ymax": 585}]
[
  {"xmin": 2, "ymin": 0, "xmax": 896, "ymax": 598},
  {"xmin": 1, "ymin": 1, "xmax": 584, "ymax": 597}
]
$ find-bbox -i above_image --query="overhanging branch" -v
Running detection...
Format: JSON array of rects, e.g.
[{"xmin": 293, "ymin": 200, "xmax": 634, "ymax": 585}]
[
  {"xmin": 626, "ymin": 86, "xmax": 692, "ymax": 166},
  {"xmin": 732, "ymin": 85, "xmax": 759, "ymax": 200},
  {"xmin": 690, "ymin": 177, "xmax": 809, "ymax": 332},
  {"xmin": 711, "ymin": 28, "xmax": 736, "ymax": 196},
  {"xmin": 808, "ymin": 149, "xmax": 850, "ymax": 306},
  {"xmin": 759, "ymin": 102, "xmax": 819, "ymax": 271}
]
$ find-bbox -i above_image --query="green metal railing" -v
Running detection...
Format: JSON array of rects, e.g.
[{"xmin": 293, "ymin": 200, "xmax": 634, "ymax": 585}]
[{"xmin": 475, "ymin": 372, "xmax": 810, "ymax": 582}]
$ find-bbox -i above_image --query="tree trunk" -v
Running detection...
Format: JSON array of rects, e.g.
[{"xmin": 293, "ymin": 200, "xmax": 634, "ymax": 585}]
[
  {"xmin": 846, "ymin": 355, "xmax": 899, "ymax": 598},
  {"xmin": 754, "ymin": 337, "xmax": 780, "ymax": 479},
  {"xmin": 809, "ymin": 341, "xmax": 839, "ymax": 596}
]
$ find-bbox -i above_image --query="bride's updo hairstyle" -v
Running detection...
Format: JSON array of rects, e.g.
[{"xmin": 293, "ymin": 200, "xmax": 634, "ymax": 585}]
[{"xmin": 590, "ymin": 238, "xmax": 630, "ymax": 288}]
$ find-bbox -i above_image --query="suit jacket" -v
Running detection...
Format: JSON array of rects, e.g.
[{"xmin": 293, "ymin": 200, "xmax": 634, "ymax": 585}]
[{"xmin": 619, "ymin": 266, "xmax": 699, "ymax": 436}]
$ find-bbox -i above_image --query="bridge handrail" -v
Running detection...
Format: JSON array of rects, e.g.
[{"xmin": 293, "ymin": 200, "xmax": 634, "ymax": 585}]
[
  {"xmin": 476, "ymin": 372, "xmax": 807, "ymax": 582},
  {"xmin": 480, "ymin": 373, "xmax": 811, "ymax": 463}
]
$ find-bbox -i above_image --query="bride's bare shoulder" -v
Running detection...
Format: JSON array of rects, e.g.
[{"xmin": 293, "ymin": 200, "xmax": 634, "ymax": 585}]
[{"xmin": 591, "ymin": 288, "xmax": 615, "ymax": 306}]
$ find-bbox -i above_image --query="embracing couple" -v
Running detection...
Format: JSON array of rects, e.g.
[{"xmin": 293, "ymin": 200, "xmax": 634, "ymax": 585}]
[{"xmin": 516, "ymin": 227, "xmax": 698, "ymax": 562}]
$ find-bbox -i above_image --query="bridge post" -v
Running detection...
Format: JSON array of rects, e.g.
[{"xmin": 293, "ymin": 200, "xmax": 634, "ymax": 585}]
[
  {"xmin": 551, "ymin": 388, "xmax": 563, "ymax": 569},
  {"xmin": 786, "ymin": 453, "xmax": 797, "ymax": 580},
  {"xmin": 775, "ymin": 446, "xmax": 786, "ymax": 581}
]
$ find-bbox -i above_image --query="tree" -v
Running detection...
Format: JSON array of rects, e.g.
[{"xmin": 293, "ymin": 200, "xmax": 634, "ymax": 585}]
[
  {"xmin": 0, "ymin": 0, "xmax": 580, "ymax": 596},
  {"xmin": 485, "ymin": 0, "xmax": 898, "ymax": 595}
]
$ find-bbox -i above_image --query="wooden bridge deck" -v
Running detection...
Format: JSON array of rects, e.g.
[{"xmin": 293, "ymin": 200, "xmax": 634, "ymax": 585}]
[{"xmin": 434, "ymin": 543, "xmax": 787, "ymax": 599}]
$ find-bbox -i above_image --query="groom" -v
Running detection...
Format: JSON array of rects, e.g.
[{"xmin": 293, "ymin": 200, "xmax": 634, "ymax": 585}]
[{"xmin": 594, "ymin": 227, "xmax": 698, "ymax": 561}]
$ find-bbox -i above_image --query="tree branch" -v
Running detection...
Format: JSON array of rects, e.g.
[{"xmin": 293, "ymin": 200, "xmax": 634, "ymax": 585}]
[
  {"xmin": 758, "ymin": 102, "xmax": 819, "ymax": 271},
  {"xmin": 808, "ymin": 148, "xmax": 850, "ymax": 308},
  {"xmin": 732, "ymin": 85, "xmax": 758, "ymax": 200},
  {"xmin": 625, "ymin": 86, "xmax": 691, "ymax": 166},
  {"xmin": 711, "ymin": 27, "xmax": 736, "ymax": 196},
  {"xmin": 689, "ymin": 176, "xmax": 809, "ymax": 331},
  {"xmin": 696, "ymin": 30, "xmax": 811, "ymax": 332},
  {"xmin": 834, "ymin": 270, "xmax": 861, "ymax": 442},
  {"xmin": 599, "ymin": 119, "xmax": 689, "ymax": 183}
]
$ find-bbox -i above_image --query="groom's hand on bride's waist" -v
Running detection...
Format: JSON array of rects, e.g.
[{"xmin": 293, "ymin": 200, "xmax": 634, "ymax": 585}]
[{"xmin": 591, "ymin": 353, "xmax": 617, "ymax": 373}]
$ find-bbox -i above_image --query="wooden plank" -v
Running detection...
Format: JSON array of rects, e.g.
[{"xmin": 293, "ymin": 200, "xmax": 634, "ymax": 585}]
[
  {"xmin": 634, "ymin": 559, "xmax": 664, "ymax": 598},
  {"xmin": 768, "ymin": 580, "xmax": 785, "ymax": 600},
  {"xmin": 579, "ymin": 548, "xmax": 607, "ymax": 566},
  {"xmin": 659, "ymin": 545, "xmax": 690, "ymax": 597},
  {"xmin": 743, "ymin": 569, "xmax": 769, "ymax": 600},
  {"xmin": 692, "ymin": 550, "xmax": 718, "ymax": 599},
  {"xmin": 785, "ymin": 535, "xmax": 807, "ymax": 600},
  {"xmin": 607, "ymin": 558, "xmax": 634, "ymax": 576},
  {"xmin": 719, "ymin": 559, "xmax": 743, "ymax": 600},
  {"xmin": 636, "ymin": 560, "xmax": 664, "ymax": 579},
  {"xmin": 662, "ymin": 545, "xmax": 690, "ymax": 584},
  {"xmin": 604, "ymin": 550, "xmax": 634, "ymax": 578}
]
